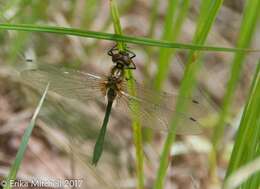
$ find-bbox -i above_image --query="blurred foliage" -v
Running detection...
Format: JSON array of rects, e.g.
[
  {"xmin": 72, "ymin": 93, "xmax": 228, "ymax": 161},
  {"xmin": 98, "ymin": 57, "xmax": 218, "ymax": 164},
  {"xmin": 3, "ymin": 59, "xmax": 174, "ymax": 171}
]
[{"xmin": 0, "ymin": 0, "xmax": 259, "ymax": 189}]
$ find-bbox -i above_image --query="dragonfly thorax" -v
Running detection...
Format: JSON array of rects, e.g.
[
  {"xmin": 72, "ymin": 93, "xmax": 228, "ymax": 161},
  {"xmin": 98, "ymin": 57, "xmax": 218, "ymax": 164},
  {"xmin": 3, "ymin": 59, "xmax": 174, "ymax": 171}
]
[
  {"xmin": 105, "ymin": 77, "xmax": 121, "ymax": 102},
  {"xmin": 105, "ymin": 66, "xmax": 125, "ymax": 101},
  {"xmin": 110, "ymin": 65, "xmax": 125, "ymax": 79}
]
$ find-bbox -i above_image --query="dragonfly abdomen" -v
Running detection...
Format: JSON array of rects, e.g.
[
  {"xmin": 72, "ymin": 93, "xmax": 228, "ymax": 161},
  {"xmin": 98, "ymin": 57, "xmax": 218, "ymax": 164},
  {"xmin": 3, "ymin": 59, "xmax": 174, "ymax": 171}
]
[{"xmin": 107, "ymin": 88, "xmax": 117, "ymax": 102}]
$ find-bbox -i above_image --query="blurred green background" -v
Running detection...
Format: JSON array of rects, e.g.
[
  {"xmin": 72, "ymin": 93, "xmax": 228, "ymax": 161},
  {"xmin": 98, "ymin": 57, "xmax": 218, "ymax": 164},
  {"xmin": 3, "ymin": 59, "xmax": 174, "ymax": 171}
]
[{"xmin": 0, "ymin": 0, "xmax": 259, "ymax": 189}]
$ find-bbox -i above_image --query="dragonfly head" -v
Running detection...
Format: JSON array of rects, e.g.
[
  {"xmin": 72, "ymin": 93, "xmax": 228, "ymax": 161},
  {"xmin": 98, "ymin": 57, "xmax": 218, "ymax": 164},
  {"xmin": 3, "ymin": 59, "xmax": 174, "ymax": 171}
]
[{"xmin": 111, "ymin": 51, "xmax": 126, "ymax": 61}]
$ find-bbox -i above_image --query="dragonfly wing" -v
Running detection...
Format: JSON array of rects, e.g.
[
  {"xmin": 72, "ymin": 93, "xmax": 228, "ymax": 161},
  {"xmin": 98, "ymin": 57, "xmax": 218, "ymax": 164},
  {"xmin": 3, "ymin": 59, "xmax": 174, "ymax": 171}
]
[
  {"xmin": 21, "ymin": 64, "xmax": 106, "ymax": 102},
  {"xmin": 117, "ymin": 82, "xmax": 203, "ymax": 135},
  {"xmin": 126, "ymin": 81, "xmax": 201, "ymax": 111}
]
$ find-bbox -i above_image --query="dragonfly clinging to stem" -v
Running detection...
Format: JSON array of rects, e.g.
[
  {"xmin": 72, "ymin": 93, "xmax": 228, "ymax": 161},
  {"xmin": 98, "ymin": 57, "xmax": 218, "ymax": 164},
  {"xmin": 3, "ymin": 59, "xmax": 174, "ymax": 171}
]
[{"xmin": 21, "ymin": 44, "xmax": 203, "ymax": 165}]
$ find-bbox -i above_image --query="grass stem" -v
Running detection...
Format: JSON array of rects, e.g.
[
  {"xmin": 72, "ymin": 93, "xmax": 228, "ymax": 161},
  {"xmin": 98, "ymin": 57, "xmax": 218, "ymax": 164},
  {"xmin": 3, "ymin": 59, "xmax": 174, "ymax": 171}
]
[
  {"xmin": 210, "ymin": 0, "xmax": 260, "ymax": 179},
  {"xmin": 153, "ymin": 1, "xmax": 223, "ymax": 188},
  {"xmin": 109, "ymin": 1, "xmax": 144, "ymax": 188}
]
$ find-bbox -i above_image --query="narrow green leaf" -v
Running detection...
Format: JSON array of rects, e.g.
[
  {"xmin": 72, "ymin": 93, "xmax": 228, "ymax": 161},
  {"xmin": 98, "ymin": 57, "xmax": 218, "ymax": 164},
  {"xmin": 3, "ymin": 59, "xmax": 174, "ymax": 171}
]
[
  {"xmin": 109, "ymin": 1, "xmax": 144, "ymax": 188},
  {"xmin": 0, "ymin": 23, "xmax": 259, "ymax": 53},
  {"xmin": 154, "ymin": 0, "xmax": 190, "ymax": 91},
  {"xmin": 211, "ymin": 0, "xmax": 260, "ymax": 157},
  {"xmin": 154, "ymin": 0, "xmax": 223, "ymax": 188},
  {"xmin": 3, "ymin": 83, "xmax": 49, "ymax": 189},
  {"xmin": 224, "ymin": 61, "xmax": 260, "ymax": 188},
  {"xmin": 109, "ymin": 0, "xmax": 125, "ymax": 51},
  {"xmin": 224, "ymin": 156, "xmax": 260, "ymax": 189},
  {"xmin": 147, "ymin": 0, "xmax": 159, "ymax": 38}
]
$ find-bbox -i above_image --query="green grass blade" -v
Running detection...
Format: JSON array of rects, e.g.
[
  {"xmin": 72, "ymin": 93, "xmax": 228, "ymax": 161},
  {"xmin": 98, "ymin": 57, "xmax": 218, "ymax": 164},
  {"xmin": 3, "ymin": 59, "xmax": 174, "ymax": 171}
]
[
  {"xmin": 110, "ymin": 0, "xmax": 144, "ymax": 188},
  {"xmin": 109, "ymin": 0, "xmax": 126, "ymax": 50},
  {"xmin": 3, "ymin": 83, "xmax": 49, "ymax": 189},
  {"xmin": 224, "ymin": 61, "xmax": 260, "ymax": 188},
  {"xmin": 172, "ymin": 0, "xmax": 190, "ymax": 40},
  {"xmin": 125, "ymin": 78, "xmax": 144, "ymax": 189},
  {"xmin": 211, "ymin": 0, "xmax": 260, "ymax": 156},
  {"xmin": 224, "ymin": 156, "xmax": 260, "ymax": 189},
  {"xmin": 193, "ymin": 0, "xmax": 211, "ymax": 38},
  {"xmin": 147, "ymin": 0, "xmax": 159, "ymax": 38},
  {"xmin": 92, "ymin": 100, "xmax": 113, "ymax": 166},
  {"xmin": 154, "ymin": 0, "xmax": 190, "ymax": 91},
  {"xmin": 153, "ymin": 1, "xmax": 223, "ymax": 188},
  {"xmin": 81, "ymin": 0, "xmax": 99, "ymax": 28},
  {"xmin": 0, "ymin": 1, "xmax": 48, "ymax": 64},
  {"xmin": 0, "ymin": 23, "xmax": 259, "ymax": 53}
]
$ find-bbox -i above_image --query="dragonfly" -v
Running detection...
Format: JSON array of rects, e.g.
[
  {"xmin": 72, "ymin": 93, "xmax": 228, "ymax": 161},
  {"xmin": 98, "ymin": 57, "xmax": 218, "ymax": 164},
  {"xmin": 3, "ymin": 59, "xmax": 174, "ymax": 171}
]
[{"xmin": 21, "ymin": 45, "xmax": 202, "ymax": 165}]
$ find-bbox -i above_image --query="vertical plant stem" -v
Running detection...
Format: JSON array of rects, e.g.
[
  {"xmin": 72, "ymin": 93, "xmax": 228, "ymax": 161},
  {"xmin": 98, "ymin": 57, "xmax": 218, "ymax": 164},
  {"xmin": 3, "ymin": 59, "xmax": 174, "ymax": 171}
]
[
  {"xmin": 3, "ymin": 84, "xmax": 49, "ymax": 189},
  {"xmin": 109, "ymin": 1, "xmax": 144, "ymax": 189},
  {"xmin": 153, "ymin": 0, "xmax": 223, "ymax": 188},
  {"xmin": 224, "ymin": 61, "xmax": 260, "ymax": 188},
  {"xmin": 153, "ymin": 0, "xmax": 178, "ymax": 91},
  {"xmin": 211, "ymin": 0, "xmax": 260, "ymax": 149},
  {"xmin": 143, "ymin": 0, "xmax": 159, "ymax": 82},
  {"xmin": 154, "ymin": 0, "xmax": 190, "ymax": 91},
  {"xmin": 210, "ymin": 0, "xmax": 260, "ymax": 176},
  {"xmin": 147, "ymin": 0, "xmax": 159, "ymax": 38},
  {"xmin": 110, "ymin": 0, "xmax": 125, "ymax": 51}
]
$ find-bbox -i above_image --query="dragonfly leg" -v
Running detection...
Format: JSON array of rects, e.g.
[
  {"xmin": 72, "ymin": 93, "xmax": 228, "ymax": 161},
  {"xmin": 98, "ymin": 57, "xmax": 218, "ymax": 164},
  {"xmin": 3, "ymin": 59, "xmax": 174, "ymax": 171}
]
[
  {"xmin": 127, "ymin": 62, "xmax": 136, "ymax": 70},
  {"xmin": 107, "ymin": 44, "xmax": 118, "ymax": 56},
  {"xmin": 126, "ymin": 49, "xmax": 136, "ymax": 59}
]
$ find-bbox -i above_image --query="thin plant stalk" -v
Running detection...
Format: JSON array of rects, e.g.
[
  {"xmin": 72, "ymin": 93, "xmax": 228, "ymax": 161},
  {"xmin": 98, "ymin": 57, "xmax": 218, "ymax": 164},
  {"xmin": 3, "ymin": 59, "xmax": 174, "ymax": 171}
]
[
  {"xmin": 143, "ymin": 0, "xmax": 159, "ymax": 79},
  {"xmin": 154, "ymin": 0, "xmax": 190, "ymax": 91},
  {"xmin": 147, "ymin": 0, "xmax": 159, "ymax": 38},
  {"xmin": 0, "ymin": 23, "xmax": 259, "ymax": 53},
  {"xmin": 224, "ymin": 61, "xmax": 260, "ymax": 188},
  {"xmin": 109, "ymin": 0, "xmax": 144, "ymax": 189},
  {"xmin": 3, "ymin": 84, "xmax": 49, "ymax": 189},
  {"xmin": 153, "ymin": 0, "xmax": 223, "ymax": 188},
  {"xmin": 210, "ymin": 0, "xmax": 260, "ymax": 178},
  {"xmin": 211, "ymin": 0, "xmax": 260, "ymax": 150}
]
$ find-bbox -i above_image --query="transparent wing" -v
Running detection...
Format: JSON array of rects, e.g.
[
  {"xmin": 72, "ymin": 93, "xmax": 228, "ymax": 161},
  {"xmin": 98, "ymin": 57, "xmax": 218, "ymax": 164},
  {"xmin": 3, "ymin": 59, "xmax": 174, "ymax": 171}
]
[
  {"xmin": 116, "ymin": 81, "xmax": 203, "ymax": 135},
  {"xmin": 21, "ymin": 64, "xmax": 106, "ymax": 102},
  {"xmin": 130, "ymin": 82, "xmax": 200, "ymax": 110}
]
